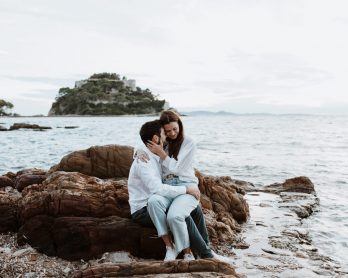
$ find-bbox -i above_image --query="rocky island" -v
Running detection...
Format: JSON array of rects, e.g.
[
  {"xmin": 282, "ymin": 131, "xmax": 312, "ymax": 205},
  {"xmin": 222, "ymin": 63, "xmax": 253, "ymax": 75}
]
[
  {"xmin": 0, "ymin": 145, "xmax": 345, "ymax": 277},
  {"xmin": 48, "ymin": 73, "xmax": 167, "ymax": 116}
]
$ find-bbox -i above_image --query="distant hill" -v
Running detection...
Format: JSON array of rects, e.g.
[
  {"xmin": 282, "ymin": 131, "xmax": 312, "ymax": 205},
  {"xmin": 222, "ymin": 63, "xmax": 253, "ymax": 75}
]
[
  {"xmin": 48, "ymin": 73, "xmax": 166, "ymax": 116},
  {"xmin": 182, "ymin": 111, "xmax": 237, "ymax": 116}
]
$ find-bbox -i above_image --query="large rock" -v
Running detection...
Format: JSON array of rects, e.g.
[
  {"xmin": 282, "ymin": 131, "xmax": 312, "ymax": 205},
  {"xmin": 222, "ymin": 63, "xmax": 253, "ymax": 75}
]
[
  {"xmin": 19, "ymin": 171, "xmax": 131, "ymax": 224},
  {"xmin": 71, "ymin": 260, "xmax": 238, "ymax": 278},
  {"xmin": 18, "ymin": 168, "xmax": 249, "ymax": 260},
  {"xmin": 50, "ymin": 144, "xmax": 134, "ymax": 178},
  {"xmin": 18, "ymin": 215, "xmax": 165, "ymax": 260},
  {"xmin": 0, "ymin": 191, "xmax": 21, "ymax": 232},
  {"xmin": 196, "ymin": 172, "xmax": 249, "ymax": 248}
]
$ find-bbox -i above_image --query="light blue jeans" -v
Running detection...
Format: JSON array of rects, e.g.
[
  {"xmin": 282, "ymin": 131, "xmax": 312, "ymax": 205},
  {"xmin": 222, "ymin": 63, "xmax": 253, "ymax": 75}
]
[{"xmin": 147, "ymin": 178, "xmax": 199, "ymax": 253}]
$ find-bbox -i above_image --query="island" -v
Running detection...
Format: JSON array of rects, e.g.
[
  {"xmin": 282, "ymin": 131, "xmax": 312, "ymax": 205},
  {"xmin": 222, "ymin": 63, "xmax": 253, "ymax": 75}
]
[{"xmin": 48, "ymin": 73, "xmax": 168, "ymax": 116}]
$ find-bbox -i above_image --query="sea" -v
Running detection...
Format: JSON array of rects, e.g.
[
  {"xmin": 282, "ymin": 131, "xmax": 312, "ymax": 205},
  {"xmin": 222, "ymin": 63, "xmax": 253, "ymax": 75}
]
[{"xmin": 0, "ymin": 114, "xmax": 347, "ymax": 270}]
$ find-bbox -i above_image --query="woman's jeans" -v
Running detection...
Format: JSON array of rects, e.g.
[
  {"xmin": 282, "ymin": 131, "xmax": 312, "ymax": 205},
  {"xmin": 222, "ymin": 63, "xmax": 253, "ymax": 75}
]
[{"xmin": 147, "ymin": 178, "xmax": 201, "ymax": 254}]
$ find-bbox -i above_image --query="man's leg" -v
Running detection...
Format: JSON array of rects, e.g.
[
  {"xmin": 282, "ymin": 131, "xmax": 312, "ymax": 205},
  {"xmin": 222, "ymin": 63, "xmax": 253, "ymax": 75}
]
[
  {"xmin": 131, "ymin": 206, "xmax": 155, "ymax": 228},
  {"xmin": 186, "ymin": 206, "xmax": 213, "ymax": 258},
  {"xmin": 190, "ymin": 205, "xmax": 210, "ymax": 245}
]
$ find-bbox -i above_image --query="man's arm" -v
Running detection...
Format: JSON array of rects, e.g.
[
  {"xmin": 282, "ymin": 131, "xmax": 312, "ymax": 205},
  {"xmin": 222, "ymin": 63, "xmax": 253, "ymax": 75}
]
[{"xmin": 139, "ymin": 162, "xmax": 200, "ymax": 200}]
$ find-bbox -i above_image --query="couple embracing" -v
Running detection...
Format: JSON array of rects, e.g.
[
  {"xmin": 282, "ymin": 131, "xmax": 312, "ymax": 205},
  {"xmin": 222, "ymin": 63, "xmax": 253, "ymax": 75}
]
[{"xmin": 128, "ymin": 111, "xmax": 224, "ymax": 261}]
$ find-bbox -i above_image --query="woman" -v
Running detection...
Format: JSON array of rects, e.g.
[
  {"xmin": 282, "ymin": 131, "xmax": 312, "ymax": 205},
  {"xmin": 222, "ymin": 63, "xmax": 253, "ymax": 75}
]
[{"xmin": 145, "ymin": 110, "xmax": 207, "ymax": 260}]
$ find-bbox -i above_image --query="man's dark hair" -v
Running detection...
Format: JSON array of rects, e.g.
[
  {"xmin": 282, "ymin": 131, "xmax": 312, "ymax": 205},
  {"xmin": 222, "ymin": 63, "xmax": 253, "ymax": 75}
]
[{"xmin": 139, "ymin": 120, "xmax": 162, "ymax": 144}]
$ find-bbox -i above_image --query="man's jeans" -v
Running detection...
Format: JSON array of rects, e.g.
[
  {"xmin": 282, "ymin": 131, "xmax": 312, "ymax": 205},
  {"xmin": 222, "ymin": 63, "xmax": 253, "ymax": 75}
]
[{"xmin": 132, "ymin": 204, "xmax": 213, "ymax": 258}]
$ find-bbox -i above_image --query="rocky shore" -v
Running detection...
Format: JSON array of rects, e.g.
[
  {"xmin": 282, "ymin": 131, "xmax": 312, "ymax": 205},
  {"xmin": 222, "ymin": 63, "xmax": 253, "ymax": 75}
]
[{"xmin": 0, "ymin": 144, "xmax": 345, "ymax": 277}]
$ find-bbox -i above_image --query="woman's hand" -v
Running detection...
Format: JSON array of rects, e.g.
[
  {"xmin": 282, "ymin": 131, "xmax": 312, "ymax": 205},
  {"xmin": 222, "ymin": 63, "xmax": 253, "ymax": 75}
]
[
  {"xmin": 134, "ymin": 149, "xmax": 150, "ymax": 163},
  {"xmin": 147, "ymin": 140, "xmax": 167, "ymax": 160}
]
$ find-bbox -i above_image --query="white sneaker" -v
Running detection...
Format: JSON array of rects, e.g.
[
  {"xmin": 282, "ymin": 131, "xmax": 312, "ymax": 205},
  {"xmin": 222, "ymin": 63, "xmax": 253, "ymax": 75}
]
[
  {"xmin": 164, "ymin": 246, "xmax": 178, "ymax": 261},
  {"xmin": 183, "ymin": 253, "xmax": 195, "ymax": 261}
]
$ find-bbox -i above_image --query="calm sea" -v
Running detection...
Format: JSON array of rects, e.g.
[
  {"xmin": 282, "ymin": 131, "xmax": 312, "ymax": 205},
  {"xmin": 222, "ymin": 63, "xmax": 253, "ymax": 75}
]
[{"xmin": 0, "ymin": 115, "xmax": 347, "ymax": 269}]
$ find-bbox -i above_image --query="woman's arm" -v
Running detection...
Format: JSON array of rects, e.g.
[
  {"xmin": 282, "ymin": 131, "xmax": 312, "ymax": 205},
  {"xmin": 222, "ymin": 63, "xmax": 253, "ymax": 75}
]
[{"xmin": 161, "ymin": 138, "xmax": 196, "ymax": 176}]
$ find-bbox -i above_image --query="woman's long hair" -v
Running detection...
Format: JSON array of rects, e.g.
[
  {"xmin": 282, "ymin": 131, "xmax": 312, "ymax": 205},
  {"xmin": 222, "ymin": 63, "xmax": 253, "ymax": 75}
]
[{"xmin": 160, "ymin": 110, "xmax": 184, "ymax": 160}]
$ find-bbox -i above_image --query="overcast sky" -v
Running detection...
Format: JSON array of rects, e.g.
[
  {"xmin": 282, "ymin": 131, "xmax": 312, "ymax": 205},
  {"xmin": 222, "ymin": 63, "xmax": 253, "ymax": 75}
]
[{"xmin": 1, "ymin": 0, "xmax": 348, "ymax": 115}]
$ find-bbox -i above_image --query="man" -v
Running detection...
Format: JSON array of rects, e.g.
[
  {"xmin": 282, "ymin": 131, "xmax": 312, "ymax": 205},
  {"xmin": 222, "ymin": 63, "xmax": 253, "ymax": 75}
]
[{"xmin": 128, "ymin": 120, "xmax": 214, "ymax": 261}]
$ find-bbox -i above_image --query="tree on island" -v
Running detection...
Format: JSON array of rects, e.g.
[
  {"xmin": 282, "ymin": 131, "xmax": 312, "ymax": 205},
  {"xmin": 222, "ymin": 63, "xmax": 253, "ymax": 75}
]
[{"xmin": 0, "ymin": 99, "xmax": 14, "ymax": 116}]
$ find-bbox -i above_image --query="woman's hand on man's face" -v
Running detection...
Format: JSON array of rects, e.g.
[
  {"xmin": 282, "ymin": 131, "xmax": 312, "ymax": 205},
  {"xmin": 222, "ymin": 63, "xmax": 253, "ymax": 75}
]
[{"xmin": 147, "ymin": 140, "xmax": 167, "ymax": 160}]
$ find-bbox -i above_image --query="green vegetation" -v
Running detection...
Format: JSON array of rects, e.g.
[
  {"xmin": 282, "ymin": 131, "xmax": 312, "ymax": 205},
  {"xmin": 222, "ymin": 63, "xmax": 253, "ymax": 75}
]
[
  {"xmin": 49, "ymin": 73, "xmax": 166, "ymax": 115},
  {"xmin": 0, "ymin": 99, "xmax": 14, "ymax": 116}
]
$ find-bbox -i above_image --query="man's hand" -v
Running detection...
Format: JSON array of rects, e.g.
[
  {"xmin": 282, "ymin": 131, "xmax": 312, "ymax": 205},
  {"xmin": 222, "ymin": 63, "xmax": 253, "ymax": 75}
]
[{"xmin": 186, "ymin": 186, "xmax": 200, "ymax": 200}]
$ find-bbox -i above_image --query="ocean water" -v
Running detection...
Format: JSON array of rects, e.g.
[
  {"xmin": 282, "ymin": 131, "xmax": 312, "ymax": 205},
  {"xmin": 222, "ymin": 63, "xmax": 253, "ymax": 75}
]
[{"xmin": 0, "ymin": 115, "xmax": 347, "ymax": 269}]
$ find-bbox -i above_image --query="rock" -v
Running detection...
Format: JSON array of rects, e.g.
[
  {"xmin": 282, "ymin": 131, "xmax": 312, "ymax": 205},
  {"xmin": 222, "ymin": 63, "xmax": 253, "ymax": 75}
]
[
  {"xmin": 19, "ymin": 171, "xmax": 131, "ymax": 223},
  {"xmin": 49, "ymin": 144, "xmax": 134, "ymax": 179},
  {"xmin": 196, "ymin": 171, "xmax": 249, "ymax": 249},
  {"xmin": 12, "ymin": 247, "xmax": 34, "ymax": 257},
  {"xmin": 64, "ymin": 126, "xmax": 79, "ymax": 129},
  {"xmin": 18, "ymin": 215, "xmax": 165, "ymax": 260},
  {"xmin": 0, "ymin": 176, "xmax": 14, "ymax": 188},
  {"xmin": 71, "ymin": 260, "xmax": 238, "ymax": 278},
  {"xmin": 0, "ymin": 125, "xmax": 7, "ymax": 131},
  {"xmin": 9, "ymin": 123, "xmax": 52, "ymax": 130},
  {"xmin": 279, "ymin": 192, "xmax": 319, "ymax": 218},
  {"xmin": 260, "ymin": 176, "xmax": 315, "ymax": 194},
  {"xmin": 0, "ymin": 191, "xmax": 21, "ymax": 232},
  {"xmin": 18, "ymin": 169, "xmax": 249, "ymax": 260},
  {"xmin": 14, "ymin": 168, "xmax": 47, "ymax": 192}
]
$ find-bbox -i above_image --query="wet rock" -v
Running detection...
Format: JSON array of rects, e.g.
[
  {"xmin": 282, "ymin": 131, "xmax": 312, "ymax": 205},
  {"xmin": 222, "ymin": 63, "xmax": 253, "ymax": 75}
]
[
  {"xmin": 279, "ymin": 192, "xmax": 319, "ymax": 218},
  {"xmin": 71, "ymin": 260, "xmax": 238, "ymax": 278},
  {"xmin": 260, "ymin": 176, "xmax": 315, "ymax": 194},
  {"xmin": 0, "ymin": 191, "xmax": 21, "ymax": 232},
  {"xmin": 50, "ymin": 144, "xmax": 134, "ymax": 179},
  {"xmin": 9, "ymin": 123, "xmax": 52, "ymax": 130}
]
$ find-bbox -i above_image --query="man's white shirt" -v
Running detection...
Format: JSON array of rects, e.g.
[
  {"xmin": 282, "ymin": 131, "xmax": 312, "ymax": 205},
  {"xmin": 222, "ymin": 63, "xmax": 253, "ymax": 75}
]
[{"xmin": 128, "ymin": 145, "xmax": 186, "ymax": 214}]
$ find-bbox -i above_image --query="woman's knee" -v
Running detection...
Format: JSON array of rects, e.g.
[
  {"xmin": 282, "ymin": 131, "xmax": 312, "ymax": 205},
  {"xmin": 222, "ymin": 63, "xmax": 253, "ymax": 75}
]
[{"xmin": 167, "ymin": 210, "xmax": 185, "ymax": 224}]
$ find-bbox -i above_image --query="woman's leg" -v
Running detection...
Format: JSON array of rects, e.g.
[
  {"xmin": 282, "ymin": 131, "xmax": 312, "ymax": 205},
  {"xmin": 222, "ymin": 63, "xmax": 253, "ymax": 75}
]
[
  {"xmin": 147, "ymin": 194, "xmax": 172, "ymax": 238},
  {"xmin": 166, "ymin": 194, "xmax": 199, "ymax": 253}
]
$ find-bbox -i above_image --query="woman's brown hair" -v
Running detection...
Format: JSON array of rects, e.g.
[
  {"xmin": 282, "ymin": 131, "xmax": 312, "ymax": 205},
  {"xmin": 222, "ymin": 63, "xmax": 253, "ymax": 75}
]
[{"xmin": 160, "ymin": 110, "xmax": 184, "ymax": 160}]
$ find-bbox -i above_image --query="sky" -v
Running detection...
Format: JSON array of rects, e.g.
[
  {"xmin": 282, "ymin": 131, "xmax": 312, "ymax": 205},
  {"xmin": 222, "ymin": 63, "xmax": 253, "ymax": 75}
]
[{"xmin": 0, "ymin": 0, "xmax": 348, "ymax": 115}]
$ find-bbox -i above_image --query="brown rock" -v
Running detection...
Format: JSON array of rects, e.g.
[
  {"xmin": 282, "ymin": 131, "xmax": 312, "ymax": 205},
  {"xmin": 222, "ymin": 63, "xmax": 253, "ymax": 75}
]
[
  {"xmin": 50, "ymin": 144, "xmax": 134, "ymax": 178},
  {"xmin": 196, "ymin": 171, "xmax": 249, "ymax": 247},
  {"xmin": 71, "ymin": 260, "xmax": 238, "ymax": 278},
  {"xmin": 10, "ymin": 123, "xmax": 52, "ymax": 130},
  {"xmin": 19, "ymin": 171, "xmax": 131, "ymax": 224},
  {"xmin": 260, "ymin": 176, "xmax": 315, "ymax": 194},
  {"xmin": 14, "ymin": 168, "xmax": 46, "ymax": 192},
  {"xmin": 18, "ymin": 215, "xmax": 165, "ymax": 260},
  {"xmin": 0, "ymin": 191, "xmax": 21, "ymax": 232},
  {"xmin": 18, "ymin": 170, "xmax": 249, "ymax": 260},
  {"xmin": 0, "ymin": 176, "xmax": 14, "ymax": 188},
  {"xmin": 9, "ymin": 123, "xmax": 52, "ymax": 130}
]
